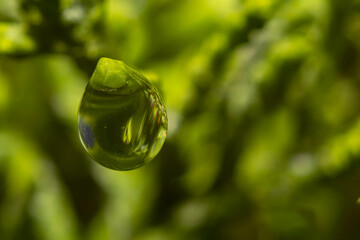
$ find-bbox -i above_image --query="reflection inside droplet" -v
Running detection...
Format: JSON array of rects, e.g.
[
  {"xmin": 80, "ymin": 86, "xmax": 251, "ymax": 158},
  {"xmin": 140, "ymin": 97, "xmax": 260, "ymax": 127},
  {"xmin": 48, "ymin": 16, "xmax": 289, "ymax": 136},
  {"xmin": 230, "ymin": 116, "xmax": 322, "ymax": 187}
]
[{"xmin": 78, "ymin": 58, "xmax": 167, "ymax": 171}]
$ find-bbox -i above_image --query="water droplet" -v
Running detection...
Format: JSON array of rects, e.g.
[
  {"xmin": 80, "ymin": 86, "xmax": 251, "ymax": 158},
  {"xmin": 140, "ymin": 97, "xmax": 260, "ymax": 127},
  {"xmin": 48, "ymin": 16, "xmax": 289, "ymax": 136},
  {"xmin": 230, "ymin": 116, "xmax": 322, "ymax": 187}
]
[{"xmin": 78, "ymin": 58, "xmax": 167, "ymax": 171}]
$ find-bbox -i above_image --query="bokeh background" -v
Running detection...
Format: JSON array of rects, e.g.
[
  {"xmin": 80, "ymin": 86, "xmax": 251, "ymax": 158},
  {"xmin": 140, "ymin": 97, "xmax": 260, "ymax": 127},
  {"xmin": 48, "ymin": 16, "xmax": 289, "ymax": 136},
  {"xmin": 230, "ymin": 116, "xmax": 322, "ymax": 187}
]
[{"xmin": 1, "ymin": 0, "xmax": 360, "ymax": 239}]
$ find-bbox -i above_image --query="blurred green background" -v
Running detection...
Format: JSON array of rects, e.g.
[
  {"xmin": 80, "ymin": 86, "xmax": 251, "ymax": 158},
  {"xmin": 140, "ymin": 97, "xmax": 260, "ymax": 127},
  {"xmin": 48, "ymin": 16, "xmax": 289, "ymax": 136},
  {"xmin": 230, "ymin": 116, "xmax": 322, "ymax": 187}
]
[{"xmin": 1, "ymin": 0, "xmax": 360, "ymax": 239}]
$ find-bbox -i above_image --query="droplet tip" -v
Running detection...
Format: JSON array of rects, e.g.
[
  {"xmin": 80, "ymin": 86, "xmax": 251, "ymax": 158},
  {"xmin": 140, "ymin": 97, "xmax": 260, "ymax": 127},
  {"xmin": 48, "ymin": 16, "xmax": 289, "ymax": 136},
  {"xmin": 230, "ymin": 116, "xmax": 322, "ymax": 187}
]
[{"xmin": 90, "ymin": 57, "xmax": 132, "ymax": 89}]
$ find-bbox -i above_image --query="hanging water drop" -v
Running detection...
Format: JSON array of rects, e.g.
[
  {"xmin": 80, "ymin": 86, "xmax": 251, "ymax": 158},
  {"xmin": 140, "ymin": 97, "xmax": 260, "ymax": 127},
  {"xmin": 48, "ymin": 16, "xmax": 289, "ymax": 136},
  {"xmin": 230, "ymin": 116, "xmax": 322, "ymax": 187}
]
[{"xmin": 78, "ymin": 57, "xmax": 167, "ymax": 171}]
